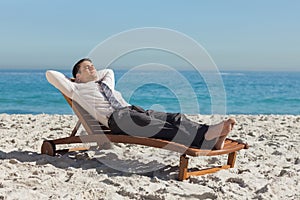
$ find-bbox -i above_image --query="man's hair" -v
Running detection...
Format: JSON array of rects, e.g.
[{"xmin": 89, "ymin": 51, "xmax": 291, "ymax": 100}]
[{"xmin": 72, "ymin": 58, "xmax": 92, "ymax": 78}]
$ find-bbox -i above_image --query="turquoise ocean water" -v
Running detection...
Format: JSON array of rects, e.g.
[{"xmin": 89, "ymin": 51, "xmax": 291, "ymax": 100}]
[{"xmin": 0, "ymin": 69, "xmax": 299, "ymax": 115}]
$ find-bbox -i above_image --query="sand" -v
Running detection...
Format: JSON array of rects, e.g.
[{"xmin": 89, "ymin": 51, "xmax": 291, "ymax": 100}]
[{"xmin": 0, "ymin": 114, "xmax": 299, "ymax": 200}]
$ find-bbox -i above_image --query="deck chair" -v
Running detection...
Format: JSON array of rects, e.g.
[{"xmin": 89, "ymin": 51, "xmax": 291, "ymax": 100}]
[{"xmin": 42, "ymin": 78, "xmax": 249, "ymax": 181}]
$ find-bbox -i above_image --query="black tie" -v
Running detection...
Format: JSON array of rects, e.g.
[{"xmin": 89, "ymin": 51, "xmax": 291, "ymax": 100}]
[{"xmin": 96, "ymin": 81, "xmax": 124, "ymax": 109}]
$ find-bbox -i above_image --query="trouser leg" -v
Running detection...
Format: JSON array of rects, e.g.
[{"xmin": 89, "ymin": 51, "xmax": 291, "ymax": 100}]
[
  {"xmin": 145, "ymin": 110, "xmax": 210, "ymax": 147},
  {"xmin": 108, "ymin": 106, "xmax": 210, "ymax": 148},
  {"xmin": 108, "ymin": 107, "xmax": 173, "ymax": 138}
]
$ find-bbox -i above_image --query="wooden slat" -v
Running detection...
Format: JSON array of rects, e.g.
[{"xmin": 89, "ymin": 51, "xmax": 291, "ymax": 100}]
[
  {"xmin": 205, "ymin": 143, "xmax": 246, "ymax": 156},
  {"xmin": 187, "ymin": 165, "xmax": 231, "ymax": 177},
  {"xmin": 224, "ymin": 141, "xmax": 239, "ymax": 149}
]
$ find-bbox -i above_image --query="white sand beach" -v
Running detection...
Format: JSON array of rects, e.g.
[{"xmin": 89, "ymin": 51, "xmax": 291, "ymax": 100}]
[{"xmin": 0, "ymin": 114, "xmax": 299, "ymax": 200}]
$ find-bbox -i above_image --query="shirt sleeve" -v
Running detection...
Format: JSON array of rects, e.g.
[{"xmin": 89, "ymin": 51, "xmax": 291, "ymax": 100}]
[
  {"xmin": 97, "ymin": 69, "xmax": 115, "ymax": 90},
  {"xmin": 46, "ymin": 70, "xmax": 75, "ymax": 98}
]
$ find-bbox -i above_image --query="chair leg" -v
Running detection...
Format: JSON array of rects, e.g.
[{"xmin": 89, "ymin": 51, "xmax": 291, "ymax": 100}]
[
  {"xmin": 227, "ymin": 151, "xmax": 237, "ymax": 168},
  {"xmin": 178, "ymin": 154, "xmax": 189, "ymax": 181},
  {"xmin": 71, "ymin": 120, "xmax": 81, "ymax": 137},
  {"xmin": 41, "ymin": 140, "xmax": 56, "ymax": 156}
]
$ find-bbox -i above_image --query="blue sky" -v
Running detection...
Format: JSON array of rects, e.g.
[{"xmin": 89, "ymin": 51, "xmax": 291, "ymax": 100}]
[{"xmin": 0, "ymin": 0, "xmax": 299, "ymax": 71}]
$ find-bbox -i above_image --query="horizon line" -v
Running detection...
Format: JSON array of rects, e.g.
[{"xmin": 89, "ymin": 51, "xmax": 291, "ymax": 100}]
[{"xmin": 0, "ymin": 68, "xmax": 300, "ymax": 72}]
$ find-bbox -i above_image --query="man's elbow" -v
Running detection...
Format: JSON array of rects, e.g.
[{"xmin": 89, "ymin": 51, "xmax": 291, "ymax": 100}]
[
  {"xmin": 105, "ymin": 69, "xmax": 114, "ymax": 76},
  {"xmin": 46, "ymin": 70, "xmax": 56, "ymax": 83}
]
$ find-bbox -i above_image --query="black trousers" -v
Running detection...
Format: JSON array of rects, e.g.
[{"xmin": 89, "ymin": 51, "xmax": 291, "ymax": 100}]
[{"xmin": 108, "ymin": 105, "xmax": 213, "ymax": 148}]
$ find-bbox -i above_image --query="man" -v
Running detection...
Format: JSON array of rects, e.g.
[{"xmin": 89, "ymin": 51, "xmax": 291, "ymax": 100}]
[{"xmin": 46, "ymin": 58, "xmax": 236, "ymax": 150}]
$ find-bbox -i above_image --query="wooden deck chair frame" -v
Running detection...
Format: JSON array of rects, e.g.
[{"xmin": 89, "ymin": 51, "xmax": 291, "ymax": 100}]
[{"xmin": 41, "ymin": 93, "xmax": 249, "ymax": 181}]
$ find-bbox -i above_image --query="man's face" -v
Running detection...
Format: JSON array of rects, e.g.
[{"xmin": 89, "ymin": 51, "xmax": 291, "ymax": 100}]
[{"xmin": 76, "ymin": 60, "xmax": 98, "ymax": 83}]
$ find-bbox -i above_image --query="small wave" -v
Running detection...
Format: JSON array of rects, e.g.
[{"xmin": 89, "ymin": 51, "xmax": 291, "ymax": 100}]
[
  {"xmin": 220, "ymin": 72, "xmax": 245, "ymax": 76},
  {"xmin": 259, "ymin": 97, "xmax": 300, "ymax": 104},
  {"xmin": 0, "ymin": 109, "xmax": 41, "ymax": 115}
]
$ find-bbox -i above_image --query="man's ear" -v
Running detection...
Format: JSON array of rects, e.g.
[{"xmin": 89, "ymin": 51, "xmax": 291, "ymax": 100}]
[{"xmin": 75, "ymin": 73, "xmax": 81, "ymax": 83}]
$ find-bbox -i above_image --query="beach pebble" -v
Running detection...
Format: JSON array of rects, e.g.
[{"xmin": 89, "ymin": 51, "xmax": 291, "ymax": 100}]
[
  {"xmin": 255, "ymin": 184, "xmax": 271, "ymax": 194},
  {"xmin": 271, "ymin": 150, "xmax": 283, "ymax": 155},
  {"xmin": 226, "ymin": 177, "xmax": 248, "ymax": 188},
  {"xmin": 150, "ymin": 177, "xmax": 160, "ymax": 183},
  {"xmin": 9, "ymin": 159, "xmax": 18, "ymax": 164},
  {"xmin": 32, "ymin": 171, "xmax": 39, "ymax": 175}
]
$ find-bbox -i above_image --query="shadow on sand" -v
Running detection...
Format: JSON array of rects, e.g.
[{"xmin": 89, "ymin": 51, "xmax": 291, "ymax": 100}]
[{"xmin": 0, "ymin": 149, "xmax": 179, "ymax": 180}]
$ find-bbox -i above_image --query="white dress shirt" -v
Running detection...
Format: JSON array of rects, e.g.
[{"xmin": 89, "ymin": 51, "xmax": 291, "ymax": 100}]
[{"xmin": 46, "ymin": 69, "xmax": 130, "ymax": 127}]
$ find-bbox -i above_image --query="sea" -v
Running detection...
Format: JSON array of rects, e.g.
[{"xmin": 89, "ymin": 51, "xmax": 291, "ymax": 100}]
[{"xmin": 0, "ymin": 69, "xmax": 299, "ymax": 115}]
